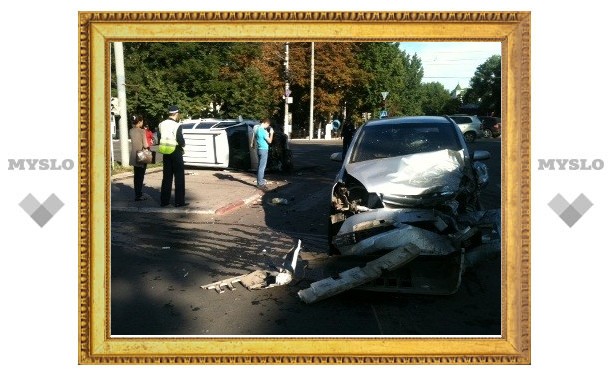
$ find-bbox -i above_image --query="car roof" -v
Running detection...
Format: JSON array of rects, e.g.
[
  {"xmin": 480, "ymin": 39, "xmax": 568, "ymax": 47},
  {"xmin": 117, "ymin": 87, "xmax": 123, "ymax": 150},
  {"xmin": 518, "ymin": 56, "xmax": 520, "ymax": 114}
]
[
  {"xmin": 364, "ymin": 115, "xmax": 453, "ymax": 127},
  {"xmin": 180, "ymin": 118, "xmax": 258, "ymax": 129},
  {"xmin": 180, "ymin": 118, "xmax": 221, "ymax": 124}
]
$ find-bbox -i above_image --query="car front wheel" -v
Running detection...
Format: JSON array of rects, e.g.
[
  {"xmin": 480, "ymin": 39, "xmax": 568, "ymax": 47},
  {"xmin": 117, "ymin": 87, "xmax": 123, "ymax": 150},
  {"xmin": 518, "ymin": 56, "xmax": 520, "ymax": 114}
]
[{"xmin": 483, "ymin": 129, "xmax": 492, "ymax": 138}]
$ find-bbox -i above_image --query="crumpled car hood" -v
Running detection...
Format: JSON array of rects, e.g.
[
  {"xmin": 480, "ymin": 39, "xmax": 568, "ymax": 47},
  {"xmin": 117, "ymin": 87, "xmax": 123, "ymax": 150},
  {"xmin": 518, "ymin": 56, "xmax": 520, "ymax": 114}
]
[{"xmin": 345, "ymin": 149, "xmax": 465, "ymax": 196}]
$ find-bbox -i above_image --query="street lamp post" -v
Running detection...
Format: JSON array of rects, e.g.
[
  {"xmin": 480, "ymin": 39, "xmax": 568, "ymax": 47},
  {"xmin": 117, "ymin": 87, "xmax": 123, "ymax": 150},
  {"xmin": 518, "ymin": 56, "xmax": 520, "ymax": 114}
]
[{"xmin": 309, "ymin": 42, "xmax": 314, "ymax": 140}]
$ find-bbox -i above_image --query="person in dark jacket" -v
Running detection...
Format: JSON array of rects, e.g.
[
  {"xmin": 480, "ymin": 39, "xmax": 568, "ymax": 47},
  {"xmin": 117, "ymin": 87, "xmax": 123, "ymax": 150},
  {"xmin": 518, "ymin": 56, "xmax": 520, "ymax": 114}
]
[{"xmin": 129, "ymin": 115, "xmax": 149, "ymax": 201}]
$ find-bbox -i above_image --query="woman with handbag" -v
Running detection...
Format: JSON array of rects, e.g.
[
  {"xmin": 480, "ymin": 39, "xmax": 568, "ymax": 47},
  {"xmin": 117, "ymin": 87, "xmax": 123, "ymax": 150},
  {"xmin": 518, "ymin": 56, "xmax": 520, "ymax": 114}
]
[{"xmin": 129, "ymin": 115, "xmax": 150, "ymax": 201}]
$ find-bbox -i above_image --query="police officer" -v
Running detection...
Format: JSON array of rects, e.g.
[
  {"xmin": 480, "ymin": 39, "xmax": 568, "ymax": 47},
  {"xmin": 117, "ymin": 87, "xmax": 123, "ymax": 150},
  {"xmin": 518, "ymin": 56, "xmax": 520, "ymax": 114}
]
[{"xmin": 158, "ymin": 105, "xmax": 187, "ymax": 207}]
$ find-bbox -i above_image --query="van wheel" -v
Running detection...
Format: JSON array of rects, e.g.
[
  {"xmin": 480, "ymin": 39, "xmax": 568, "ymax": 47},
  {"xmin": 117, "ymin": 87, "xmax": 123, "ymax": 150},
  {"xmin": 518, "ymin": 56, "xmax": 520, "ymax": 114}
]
[{"xmin": 464, "ymin": 131, "xmax": 476, "ymax": 143}]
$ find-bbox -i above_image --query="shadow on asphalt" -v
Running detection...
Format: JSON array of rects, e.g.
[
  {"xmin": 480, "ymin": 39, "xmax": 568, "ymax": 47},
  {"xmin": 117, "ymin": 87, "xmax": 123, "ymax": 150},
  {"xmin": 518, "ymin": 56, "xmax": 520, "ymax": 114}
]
[
  {"xmin": 111, "ymin": 212, "xmax": 300, "ymax": 335},
  {"xmin": 213, "ymin": 172, "xmax": 258, "ymax": 188}
]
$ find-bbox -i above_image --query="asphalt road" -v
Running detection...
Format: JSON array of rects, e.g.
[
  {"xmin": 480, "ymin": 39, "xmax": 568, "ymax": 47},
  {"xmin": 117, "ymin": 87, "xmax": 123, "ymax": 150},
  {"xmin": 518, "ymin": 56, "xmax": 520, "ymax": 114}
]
[{"xmin": 111, "ymin": 137, "xmax": 502, "ymax": 336}]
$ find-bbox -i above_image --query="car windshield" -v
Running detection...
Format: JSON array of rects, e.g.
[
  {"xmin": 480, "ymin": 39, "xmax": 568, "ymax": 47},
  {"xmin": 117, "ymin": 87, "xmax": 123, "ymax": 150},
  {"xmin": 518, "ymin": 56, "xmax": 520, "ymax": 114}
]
[
  {"xmin": 450, "ymin": 116, "xmax": 473, "ymax": 124},
  {"xmin": 350, "ymin": 122, "xmax": 462, "ymax": 163}
]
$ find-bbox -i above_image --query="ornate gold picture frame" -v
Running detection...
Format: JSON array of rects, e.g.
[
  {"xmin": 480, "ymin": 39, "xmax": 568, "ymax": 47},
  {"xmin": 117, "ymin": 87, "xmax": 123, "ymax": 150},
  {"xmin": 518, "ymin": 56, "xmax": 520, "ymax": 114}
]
[{"xmin": 78, "ymin": 11, "xmax": 530, "ymax": 364}]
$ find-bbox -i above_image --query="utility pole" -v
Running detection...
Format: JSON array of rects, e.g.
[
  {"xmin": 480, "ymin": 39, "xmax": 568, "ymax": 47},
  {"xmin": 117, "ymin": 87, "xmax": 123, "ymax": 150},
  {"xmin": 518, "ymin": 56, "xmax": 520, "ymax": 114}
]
[
  {"xmin": 114, "ymin": 42, "xmax": 130, "ymax": 168},
  {"xmin": 109, "ymin": 46, "xmax": 115, "ymax": 169},
  {"xmin": 283, "ymin": 42, "xmax": 290, "ymax": 137},
  {"xmin": 309, "ymin": 42, "xmax": 314, "ymax": 140}
]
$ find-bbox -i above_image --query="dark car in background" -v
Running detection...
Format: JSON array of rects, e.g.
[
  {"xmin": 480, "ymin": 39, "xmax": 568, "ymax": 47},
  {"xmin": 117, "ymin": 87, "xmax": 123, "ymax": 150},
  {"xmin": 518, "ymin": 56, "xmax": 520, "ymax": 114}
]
[{"xmin": 479, "ymin": 116, "xmax": 502, "ymax": 138}]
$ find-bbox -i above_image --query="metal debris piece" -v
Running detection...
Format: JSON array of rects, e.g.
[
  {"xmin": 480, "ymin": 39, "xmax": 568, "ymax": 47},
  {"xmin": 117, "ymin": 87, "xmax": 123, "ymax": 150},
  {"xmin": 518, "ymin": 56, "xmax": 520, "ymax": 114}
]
[
  {"xmin": 202, "ymin": 240, "xmax": 302, "ymax": 294},
  {"xmin": 270, "ymin": 198, "xmax": 289, "ymax": 205},
  {"xmin": 202, "ymin": 274, "xmax": 248, "ymax": 293},
  {"xmin": 297, "ymin": 243, "xmax": 422, "ymax": 304},
  {"xmin": 337, "ymin": 224, "xmax": 455, "ymax": 256}
]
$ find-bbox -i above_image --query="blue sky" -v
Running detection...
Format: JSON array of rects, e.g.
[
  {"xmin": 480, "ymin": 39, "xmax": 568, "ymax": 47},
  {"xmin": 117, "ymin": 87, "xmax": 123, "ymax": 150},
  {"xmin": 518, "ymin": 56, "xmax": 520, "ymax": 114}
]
[{"xmin": 399, "ymin": 42, "xmax": 501, "ymax": 91}]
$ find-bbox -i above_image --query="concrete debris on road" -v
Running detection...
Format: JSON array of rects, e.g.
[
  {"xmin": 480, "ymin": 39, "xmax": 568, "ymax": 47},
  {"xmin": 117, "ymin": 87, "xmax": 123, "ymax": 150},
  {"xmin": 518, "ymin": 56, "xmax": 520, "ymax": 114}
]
[
  {"xmin": 202, "ymin": 209, "xmax": 501, "ymax": 303},
  {"xmin": 297, "ymin": 244, "xmax": 421, "ymax": 304},
  {"xmin": 270, "ymin": 198, "xmax": 289, "ymax": 205},
  {"xmin": 298, "ymin": 208, "xmax": 501, "ymax": 303},
  {"xmin": 202, "ymin": 240, "xmax": 301, "ymax": 294}
]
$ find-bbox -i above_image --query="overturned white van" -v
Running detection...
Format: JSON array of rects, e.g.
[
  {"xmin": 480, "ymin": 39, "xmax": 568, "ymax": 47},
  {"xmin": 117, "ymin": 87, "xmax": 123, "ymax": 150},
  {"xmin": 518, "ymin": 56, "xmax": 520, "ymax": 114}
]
[{"xmin": 180, "ymin": 118, "xmax": 293, "ymax": 172}]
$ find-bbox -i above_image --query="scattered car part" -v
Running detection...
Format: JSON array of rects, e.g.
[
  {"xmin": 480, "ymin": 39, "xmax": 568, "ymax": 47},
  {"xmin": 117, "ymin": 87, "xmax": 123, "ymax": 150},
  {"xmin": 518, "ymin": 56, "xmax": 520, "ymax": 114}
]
[
  {"xmin": 301, "ymin": 209, "xmax": 500, "ymax": 302},
  {"xmin": 298, "ymin": 244, "xmax": 422, "ymax": 304},
  {"xmin": 202, "ymin": 240, "xmax": 301, "ymax": 293}
]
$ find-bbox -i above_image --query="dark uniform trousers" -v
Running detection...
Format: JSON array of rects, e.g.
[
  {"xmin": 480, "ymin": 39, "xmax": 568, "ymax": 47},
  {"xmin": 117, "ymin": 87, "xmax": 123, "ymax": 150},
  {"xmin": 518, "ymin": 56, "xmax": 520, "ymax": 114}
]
[
  {"xmin": 160, "ymin": 149, "xmax": 185, "ymax": 206},
  {"xmin": 133, "ymin": 166, "xmax": 146, "ymax": 199}
]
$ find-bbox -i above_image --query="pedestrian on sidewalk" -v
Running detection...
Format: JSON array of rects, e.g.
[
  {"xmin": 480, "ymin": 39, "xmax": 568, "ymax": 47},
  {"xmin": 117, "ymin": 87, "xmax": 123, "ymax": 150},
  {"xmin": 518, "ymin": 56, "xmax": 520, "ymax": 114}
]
[
  {"xmin": 143, "ymin": 123, "xmax": 157, "ymax": 164},
  {"xmin": 129, "ymin": 114, "xmax": 149, "ymax": 201},
  {"xmin": 253, "ymin": 117, "xmax": 273, "ymax": 190},
  {"xmin": 158, "ymin": 105, "xmax": 187, "ymax": 207}
]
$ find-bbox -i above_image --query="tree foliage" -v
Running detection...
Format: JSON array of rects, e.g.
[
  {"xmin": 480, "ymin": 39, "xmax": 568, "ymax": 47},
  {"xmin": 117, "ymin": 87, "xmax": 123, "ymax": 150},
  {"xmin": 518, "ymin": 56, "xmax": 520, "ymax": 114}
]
[
  {"xmin": 420, "ymin": 82, "xmax": 452, "ymax": 115},
  {"xmin": 114, "ymin": 42, "xmax": 462, "ymax": 133},
  {"xmin": 463, "ymin": 55, "xmax": 502, "ymax": 116}
]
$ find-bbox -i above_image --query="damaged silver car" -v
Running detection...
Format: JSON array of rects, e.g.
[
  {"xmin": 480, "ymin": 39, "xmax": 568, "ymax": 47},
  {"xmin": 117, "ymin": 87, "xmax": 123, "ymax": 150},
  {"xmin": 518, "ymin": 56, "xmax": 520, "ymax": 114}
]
[{"xmin": 314, "ymin": 115, "xmax": 499, "ymax": 301}]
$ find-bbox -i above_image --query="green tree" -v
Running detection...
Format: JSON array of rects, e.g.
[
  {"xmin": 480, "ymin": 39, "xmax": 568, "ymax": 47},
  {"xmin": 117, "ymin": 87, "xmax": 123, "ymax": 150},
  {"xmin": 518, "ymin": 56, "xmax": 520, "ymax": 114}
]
[
  {"xmin": 353, "ymin": 43, "xmax": 424, "ymax": 118},
  {"xmin": 463, "ymin": 55, "xmax": 501, "ymax": 116},
  {"xmin": 282, "ymin": 42, "xmax": 363, "ymax": 134},
  {"xmin": 420, "ymin": 82, "xmax": 452, "ymax": 115},
  {"xmin": 114, "ymin": 41, "xmax": 427, "ymax": 132},
  {"xmin": 121, "ymin": 42, "xmax": 277, "ymax": 120}
]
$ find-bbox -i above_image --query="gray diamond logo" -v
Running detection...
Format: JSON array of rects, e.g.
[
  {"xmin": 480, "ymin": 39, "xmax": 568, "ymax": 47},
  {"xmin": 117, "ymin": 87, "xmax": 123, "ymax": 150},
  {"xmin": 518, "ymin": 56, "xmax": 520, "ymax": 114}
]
[
  {"xmin": 19, "ymin": 193, "xmax": 64, "ymax": 227},
  {"xmin": 548, "ymin": 193, "xmax": 593, "ymax": 227}
]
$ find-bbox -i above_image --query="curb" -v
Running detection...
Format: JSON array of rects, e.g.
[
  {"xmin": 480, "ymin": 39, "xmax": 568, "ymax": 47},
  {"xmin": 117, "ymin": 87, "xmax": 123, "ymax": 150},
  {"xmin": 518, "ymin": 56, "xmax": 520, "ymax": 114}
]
[
  {"xmin": 112, "ymin": 166, "xmax": 164, "ymax": 180},
  {"xmin": 110, "ymin": 206, "xmax": 215, "ymax": 214},
  {"xmin": 112, "ymin": 192, "xmax": 263, "ymax": 215},
  {"xmin": 214, "ymin": 193, "xmax": 262, "ymax": 215}
]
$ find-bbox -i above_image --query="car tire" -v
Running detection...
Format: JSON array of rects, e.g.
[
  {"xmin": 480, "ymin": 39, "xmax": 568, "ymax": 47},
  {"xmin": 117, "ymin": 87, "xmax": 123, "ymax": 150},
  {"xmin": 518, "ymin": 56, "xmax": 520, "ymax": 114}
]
[
  {"xmin": 464, "ymin": 131, "xmax": 476, "ymax": 143},
  {"xmin": 483, "ymin": 129, "xmax": 492, "ymax": 138}
]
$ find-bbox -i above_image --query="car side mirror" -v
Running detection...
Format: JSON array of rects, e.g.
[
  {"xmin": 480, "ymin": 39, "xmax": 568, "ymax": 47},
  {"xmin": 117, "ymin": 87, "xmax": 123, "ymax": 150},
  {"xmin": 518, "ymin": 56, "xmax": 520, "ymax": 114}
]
[
  {"xmin": 471, "ymin": 150, "xmax": 491, "ymax": 161},
  {"xmin": 330, "ymin": 152, "xmax": 343, "ymax": 162}
]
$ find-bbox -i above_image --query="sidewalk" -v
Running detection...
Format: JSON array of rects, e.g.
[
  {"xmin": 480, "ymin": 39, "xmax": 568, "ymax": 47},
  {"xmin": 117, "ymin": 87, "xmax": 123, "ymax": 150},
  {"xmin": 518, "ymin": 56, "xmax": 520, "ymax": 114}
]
[{"xmin": 111, "ymin": 166, "xmax": 274, "ymax": 215}]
